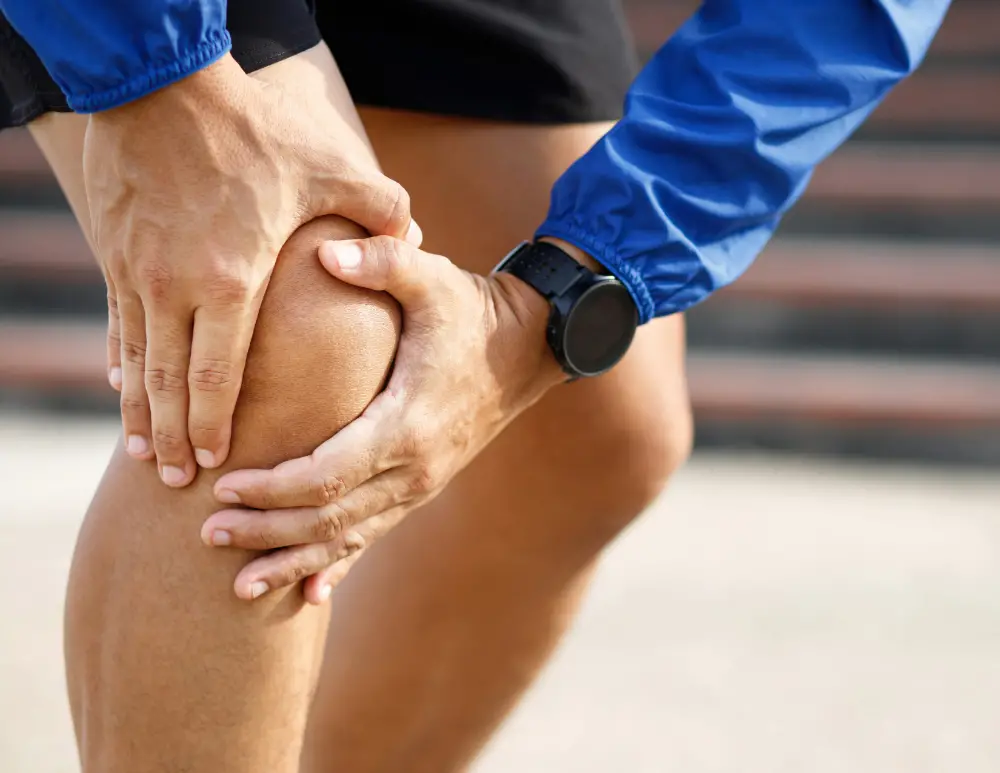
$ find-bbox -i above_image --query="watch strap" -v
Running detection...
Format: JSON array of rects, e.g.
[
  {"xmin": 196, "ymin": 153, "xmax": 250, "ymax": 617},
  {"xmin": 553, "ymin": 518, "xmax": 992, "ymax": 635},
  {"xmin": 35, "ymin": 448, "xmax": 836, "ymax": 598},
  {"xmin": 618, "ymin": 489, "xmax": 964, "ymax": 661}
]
[{"xmin": 499, "ymin": 242, "xmax": 590, "ymax": 299}]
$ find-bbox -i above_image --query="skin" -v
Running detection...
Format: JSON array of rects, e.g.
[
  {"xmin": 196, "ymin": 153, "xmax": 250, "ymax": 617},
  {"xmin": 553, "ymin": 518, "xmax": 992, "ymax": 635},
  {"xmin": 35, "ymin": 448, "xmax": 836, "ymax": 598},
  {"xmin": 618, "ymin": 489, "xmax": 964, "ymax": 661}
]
[
  {"xmin": 84, "ymin": 51, "xmax": 417, "ymax": 489},
  {"xmin": 34, "ymin": 42, "xmax": 691, "ymax": 773}
]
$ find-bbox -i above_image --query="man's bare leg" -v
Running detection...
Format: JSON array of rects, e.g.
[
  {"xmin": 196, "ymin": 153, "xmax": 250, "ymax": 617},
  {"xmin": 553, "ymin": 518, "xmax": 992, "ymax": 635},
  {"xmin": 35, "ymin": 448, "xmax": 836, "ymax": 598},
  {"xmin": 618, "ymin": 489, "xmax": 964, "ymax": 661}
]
[
  {"xmin": 31, "ymin": 47, "xmax": 400, "ymax": 772},
  {"xmin": 62, "ymin": 215, "xmax": 398, "ymax": 771},
  {"xmin": 37, "ymin": 42, "xmax": 691, "ymax": 772},
  {"xmin": 299, "ymin": 115, "xmax": 694, "ymax": 771}
]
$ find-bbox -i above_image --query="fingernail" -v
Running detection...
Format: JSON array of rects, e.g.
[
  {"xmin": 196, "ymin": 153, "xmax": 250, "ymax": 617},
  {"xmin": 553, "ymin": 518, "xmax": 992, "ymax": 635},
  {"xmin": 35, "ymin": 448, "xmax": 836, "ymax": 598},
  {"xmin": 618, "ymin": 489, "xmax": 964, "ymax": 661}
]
[
  {"xmin": 216, "ymin": 488, "xmax": 240, "ymax": 504},
  {"xmin": 405, "ymin": 219, "xmax": 423, "ymax": 246},
  {"xmin": 211, "ymin": 529, "xmax": 232, "ymax": 547},
  {"xmin": 126, "ymin": 435, "xmax": 148, "ymax": 457},
  {"xmin": 250, "ymin": 581, "xmax": 269, "ymax": 599},
  {"xmin": 160, "ymin": 465, "xmax": 187, "ymax": 486},
  {"xmin": 109, "ymin": 367, "xmax": 122, "ymax": 390},
  {"xmin": 333, "ymin": 242, "xmax": 363, "ymax": 270},
  {"xmin": 194, "ymin": 448, "xmax": 216, "ymax": 468},
  {"xmin": 320, "ymin": 584, "xmax": 333, "ymax": 602}
]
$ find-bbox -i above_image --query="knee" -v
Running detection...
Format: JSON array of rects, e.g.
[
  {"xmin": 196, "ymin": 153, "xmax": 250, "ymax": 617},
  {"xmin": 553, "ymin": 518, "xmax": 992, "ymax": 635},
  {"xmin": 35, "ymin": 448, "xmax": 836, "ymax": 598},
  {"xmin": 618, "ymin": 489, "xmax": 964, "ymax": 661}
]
[
  {"xmin": 224, "ymin": 216, "xmax": 400, "ymax": 471},
  {"xmin": 598, "ymin": 400, "xmax": 693, "ymax": 530}
]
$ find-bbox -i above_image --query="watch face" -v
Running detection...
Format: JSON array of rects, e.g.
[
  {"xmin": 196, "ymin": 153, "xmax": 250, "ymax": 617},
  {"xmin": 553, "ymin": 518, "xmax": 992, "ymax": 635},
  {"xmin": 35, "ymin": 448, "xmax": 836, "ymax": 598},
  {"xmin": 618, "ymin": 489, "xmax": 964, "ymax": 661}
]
[{"xmin": 562, "ymin": 281, "xmax": 638, "ymax": 377}]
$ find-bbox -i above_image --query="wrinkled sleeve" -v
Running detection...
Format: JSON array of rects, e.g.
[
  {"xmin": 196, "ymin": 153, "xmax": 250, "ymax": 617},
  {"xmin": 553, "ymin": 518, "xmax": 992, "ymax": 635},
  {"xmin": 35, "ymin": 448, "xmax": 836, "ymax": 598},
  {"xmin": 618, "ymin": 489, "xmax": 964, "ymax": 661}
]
[
  {"xmin": 536, "ymin": 0, "xmax": 951, "ymax": 323},
  {"xmin": 0, "ymin": 0, "xmax": 230, "ymax": 112}
]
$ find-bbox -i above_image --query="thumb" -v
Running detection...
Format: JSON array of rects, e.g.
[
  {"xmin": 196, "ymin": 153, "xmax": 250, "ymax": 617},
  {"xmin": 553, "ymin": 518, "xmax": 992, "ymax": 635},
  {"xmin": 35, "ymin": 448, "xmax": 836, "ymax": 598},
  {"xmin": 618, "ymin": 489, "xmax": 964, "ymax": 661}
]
[{"xmin": 318, "ymin": 236, "xmax": 447, "ymax": 308}]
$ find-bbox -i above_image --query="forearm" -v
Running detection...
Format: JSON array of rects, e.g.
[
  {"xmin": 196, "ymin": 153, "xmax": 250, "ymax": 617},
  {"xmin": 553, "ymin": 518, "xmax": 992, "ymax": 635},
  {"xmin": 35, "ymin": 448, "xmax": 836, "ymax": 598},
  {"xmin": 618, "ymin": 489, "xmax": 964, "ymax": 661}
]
[
  {"xmin": 0, "ymin": 0, "xmax": 229, "ymax": 111},
  {"xmin": 538, "ymin": 0, "xmax": 952, "ymax": 322}
]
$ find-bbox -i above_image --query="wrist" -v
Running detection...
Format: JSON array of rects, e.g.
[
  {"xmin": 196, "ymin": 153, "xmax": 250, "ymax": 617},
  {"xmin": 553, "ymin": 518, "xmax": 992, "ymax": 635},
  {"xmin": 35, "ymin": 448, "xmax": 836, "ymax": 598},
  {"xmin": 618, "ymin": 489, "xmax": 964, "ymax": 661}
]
[
  {"xmin": 536, "ymin": 236, "xmax": 605, "ymax": 274},
  {"xmin": 490, "ymin": 272, "xmax": 568, "ymax": 395},
  {"xmin": 495, "ymin": 238, "xmax": 637, "ymax": 382},
  {"xmin": 90, "ymin": 53, "xmax": 247, "ymax": 124}
]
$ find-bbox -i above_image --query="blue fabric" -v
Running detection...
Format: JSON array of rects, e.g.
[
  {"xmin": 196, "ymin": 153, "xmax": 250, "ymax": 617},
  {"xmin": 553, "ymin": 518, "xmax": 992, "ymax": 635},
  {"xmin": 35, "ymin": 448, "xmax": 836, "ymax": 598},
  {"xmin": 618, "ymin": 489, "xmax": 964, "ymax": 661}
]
[
  {"xmin": 537, "ymin": 0, "xmax": 951, "ymax": 323},
  {"xmin": 0, "ymin": 0, "xmax": 230, "ymax": 112}
]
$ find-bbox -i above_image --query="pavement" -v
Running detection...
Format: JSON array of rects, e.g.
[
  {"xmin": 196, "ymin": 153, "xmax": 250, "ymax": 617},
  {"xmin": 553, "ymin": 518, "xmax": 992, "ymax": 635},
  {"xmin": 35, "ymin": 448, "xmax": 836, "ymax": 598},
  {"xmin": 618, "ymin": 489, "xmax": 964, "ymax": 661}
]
[{"xmin": 1, "ymin": 412, "xmax": 999, "ymax": 773}]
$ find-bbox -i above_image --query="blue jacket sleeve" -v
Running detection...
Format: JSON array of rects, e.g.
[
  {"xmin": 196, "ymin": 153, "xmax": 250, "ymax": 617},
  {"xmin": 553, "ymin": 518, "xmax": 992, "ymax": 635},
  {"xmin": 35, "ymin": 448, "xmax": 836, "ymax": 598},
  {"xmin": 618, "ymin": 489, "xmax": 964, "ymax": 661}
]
[
  {"xmin": 0, "ymin": 0, "xmax": 230, "ymax": 112},
  {"xmin": 536, "ymin": 0, "xmax": 951, "ymax": 323}
]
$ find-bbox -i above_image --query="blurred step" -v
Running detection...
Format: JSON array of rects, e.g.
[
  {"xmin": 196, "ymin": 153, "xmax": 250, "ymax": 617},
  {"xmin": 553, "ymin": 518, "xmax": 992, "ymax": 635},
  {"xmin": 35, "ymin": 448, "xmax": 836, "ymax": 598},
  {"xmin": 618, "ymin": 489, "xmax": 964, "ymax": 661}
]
[
  {"xmin": 688, "ymin": 238, "xmax": 1000, "ymax": 359},
  {"xmin": 4, "ymin": 211, "xmax": 1000, "ymax": 314},
  {"xmin": 0, "ymin": 320, "xmax": 107, "ymax": 394},
  {"xmin": 0, "ymin": 211, "xmax": 92, "ymax": 279},
  {"xmin": 4, "ymin": 131, "xmax": 999, "ymax": 224},
  {"xmin": 4, "ymin": 320, "xmax": 1000, "ymax": 433},
  {"xmin": 687, "ymin": 351, "xmax": 1000, "ymax": 429},
  {"xmin": 806, "ymin": 144, "xmax": 1000, "ymax": 215},
  {"xmin": 721, "ymin": 238, "xmax": 1000, "ymax": 311},
  {"xmin": 0, "ymin": 129, "xmax": 44, "ymax": 182}
]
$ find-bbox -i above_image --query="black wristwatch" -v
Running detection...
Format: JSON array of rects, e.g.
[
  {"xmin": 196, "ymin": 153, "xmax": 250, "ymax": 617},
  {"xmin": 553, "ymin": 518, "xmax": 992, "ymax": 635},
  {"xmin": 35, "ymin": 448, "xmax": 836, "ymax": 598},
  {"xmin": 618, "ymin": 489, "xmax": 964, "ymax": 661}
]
[{"xmin": 493, "ymin": 241, "xmax": 638, "ymax": 379}]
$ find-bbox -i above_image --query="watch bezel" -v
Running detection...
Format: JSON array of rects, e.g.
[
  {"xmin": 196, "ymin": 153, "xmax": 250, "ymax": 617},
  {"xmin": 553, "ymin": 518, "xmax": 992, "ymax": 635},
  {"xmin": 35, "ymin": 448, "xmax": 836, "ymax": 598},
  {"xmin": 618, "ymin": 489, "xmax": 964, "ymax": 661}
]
[
  {"xmin": 551, "ymin": 277, "xmax": 638, "ymax": 378},
  {"xmin": 494, "ymin": 240, "xmax": 639, "ymax": 380}
]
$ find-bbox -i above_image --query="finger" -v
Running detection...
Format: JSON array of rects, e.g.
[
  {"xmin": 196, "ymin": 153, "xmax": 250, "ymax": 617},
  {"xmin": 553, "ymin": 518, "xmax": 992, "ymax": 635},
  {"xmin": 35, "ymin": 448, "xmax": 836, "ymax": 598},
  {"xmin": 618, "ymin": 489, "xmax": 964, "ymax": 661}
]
[
  {"xmin": 317, "ymin": 236, "xmax": 452, "ymax": 310},
  {"xmin": 301, "ymin": 509, "xmax": 405, "ymax": 604},
  {"xmin": 330, "ymin": 171, "xmax": 413, "ymax": 243},
  {"xmin": 144, "ymin": 306, "xmax": 196, "ymax": 487},
  {"xmin": 187, "ymin": 301, "xmax": 255, "ymax": 470},
  {"xmin": 235, "ymin": 511, "xmax": 399, "ymax": 602},
  {"xmin": 117, "ymin": 291, "xmax": 154, "ymax": 460},
  {"xmin": 213, "ymin": 414, "xmax": 386, "ymax": 509},
  {"xmin": 203, "ymin": 470, "xmax": 408, "ymax": 550},
  {"xmin": 302, "ymin": 549, "xmax": 365, "ymax": 605},
  {"xmin": 232, "ymin": 538, "xmax": 364, "ymax": 601},
  {"xmin": 105, "ymin": 280, "xmax": 122, "ymax": 391}
]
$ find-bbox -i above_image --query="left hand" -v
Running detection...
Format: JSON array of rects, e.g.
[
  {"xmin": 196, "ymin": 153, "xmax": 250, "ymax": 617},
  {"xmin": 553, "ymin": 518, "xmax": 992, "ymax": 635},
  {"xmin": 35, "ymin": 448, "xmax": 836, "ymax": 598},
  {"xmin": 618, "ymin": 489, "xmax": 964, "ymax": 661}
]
[{"xmin": 202, "ymin": 236, "xmax": 567, "ymax": 602}]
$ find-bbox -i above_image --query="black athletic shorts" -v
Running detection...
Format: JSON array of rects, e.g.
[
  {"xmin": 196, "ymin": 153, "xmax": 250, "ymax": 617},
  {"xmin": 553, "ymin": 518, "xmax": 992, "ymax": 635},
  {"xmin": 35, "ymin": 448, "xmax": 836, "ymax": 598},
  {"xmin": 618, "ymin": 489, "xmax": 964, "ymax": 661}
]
[{"xmin": 0, "ymin": 0, "xmax": 639, "ymax": 130}]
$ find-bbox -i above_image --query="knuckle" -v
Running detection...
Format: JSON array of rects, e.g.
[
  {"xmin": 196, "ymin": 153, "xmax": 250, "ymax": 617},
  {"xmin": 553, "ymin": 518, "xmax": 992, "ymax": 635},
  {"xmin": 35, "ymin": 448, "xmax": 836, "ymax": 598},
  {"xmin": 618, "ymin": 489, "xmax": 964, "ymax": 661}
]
[
  {"xmin": 152, "ymin": 426, "xmax": 186, "ymax": 451},
  {"xmin": 120, "ymin": 394, "xmax": 148, "ymax": 414},
  {"xmin": 277, "ymin": 559, "xmax": 314, "ymax": 587},
  {"xmin": 355, "ymin": 172, "xmax": 410, "ymax": 235},
  {"xmin": 341, "ymin": 530, "xmax": 367, "ymax": 554},
  {"xmin": 138, "ymin": 261, "xmax": 174, "ymax": 302},
  {"xmin": 255, "ymin": 526, "xmax": 280, "ymax": 551},
  {"xmin": 408, "ymin": 463, "xmax": 439, "ymax": 497},
  {"xmin": 376, "ymin": 179, "xmax": 411, "ymax": 234},
  {"xmin": 121, "ymin": 339, "xmax": 147, "ymax": 367},
  {"xmin": 106, "ymin": 293, "xmax": 119, "ymax": 313},
  {"xmin": 145, "ymin": 365, "xmax": 187, "ymax": 396},
  {"xmin": 367, "ymin": 234, "xmax": 400, "ymax": 269},
  {"xmin": 312, "ymin": 504, "xmax": 351, "ymax": 542},
  {"xmin": 189, "ymin": 359, "xmax": 235, "ymax": 394},
  {"xmin": 399, "ymin": 422, "xmax": 433, "ymax": 460},
  {"xmin": 313, "ymin": 473, "xmax": 348, "ymax": 506},
  {"xmin": 203, "ymin": 267, "xmax": 251, "ymax": 304}
]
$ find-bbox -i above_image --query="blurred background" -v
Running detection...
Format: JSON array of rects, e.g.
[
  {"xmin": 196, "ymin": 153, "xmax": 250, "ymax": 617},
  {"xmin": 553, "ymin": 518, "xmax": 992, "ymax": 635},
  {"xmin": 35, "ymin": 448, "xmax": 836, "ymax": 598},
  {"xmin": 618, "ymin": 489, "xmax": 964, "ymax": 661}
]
[{"xmin": 1, "ymin": 2, "xmax": 998, "ymax": 771}]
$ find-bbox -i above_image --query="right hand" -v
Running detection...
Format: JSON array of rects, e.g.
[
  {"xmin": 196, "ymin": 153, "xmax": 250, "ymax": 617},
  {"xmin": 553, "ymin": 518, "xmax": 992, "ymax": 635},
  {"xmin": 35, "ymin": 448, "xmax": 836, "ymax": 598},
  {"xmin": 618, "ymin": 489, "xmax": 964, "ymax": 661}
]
[{"xmin": 85, "ymin": 53, "xmax": 420, "ymax": 487}]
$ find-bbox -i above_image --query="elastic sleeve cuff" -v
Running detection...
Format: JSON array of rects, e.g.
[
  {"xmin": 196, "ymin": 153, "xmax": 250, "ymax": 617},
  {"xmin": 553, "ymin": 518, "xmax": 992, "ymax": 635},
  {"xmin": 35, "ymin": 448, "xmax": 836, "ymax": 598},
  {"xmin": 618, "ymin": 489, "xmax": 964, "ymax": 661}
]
[
  {"xmin": 535, "ymin": 219, "xmax": 656, "ymax": 324},
  {"xmin": 68, "ymin": 30, "xmax": 232, "ymax": 113}
]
